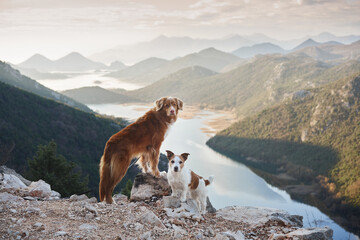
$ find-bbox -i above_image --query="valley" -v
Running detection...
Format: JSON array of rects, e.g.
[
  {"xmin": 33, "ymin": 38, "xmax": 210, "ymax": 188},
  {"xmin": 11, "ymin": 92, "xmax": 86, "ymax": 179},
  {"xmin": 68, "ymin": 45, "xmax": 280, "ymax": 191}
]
[{"xmin": 1, "ymin": 34, "xmax": 360, "ymax": 239}]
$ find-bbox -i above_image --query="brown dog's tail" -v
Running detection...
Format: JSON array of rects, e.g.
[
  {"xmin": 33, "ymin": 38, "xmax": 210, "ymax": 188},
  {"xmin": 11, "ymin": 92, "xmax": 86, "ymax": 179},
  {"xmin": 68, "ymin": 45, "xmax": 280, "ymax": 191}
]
[
  {"xmin": 99, "ymin": 155, "xmax": 110, "ymax": 202},
  {"xmin": 205, "ymin": 175, "xmax": 214, "ymax": 186}
]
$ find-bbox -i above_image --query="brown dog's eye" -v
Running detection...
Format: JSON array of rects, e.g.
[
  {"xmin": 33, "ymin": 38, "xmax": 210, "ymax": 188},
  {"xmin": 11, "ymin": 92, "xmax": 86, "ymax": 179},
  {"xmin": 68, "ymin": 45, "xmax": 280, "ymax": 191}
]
[{"xmin": 171, "ymin": 160, "xmax": 175, "ymax": 163}]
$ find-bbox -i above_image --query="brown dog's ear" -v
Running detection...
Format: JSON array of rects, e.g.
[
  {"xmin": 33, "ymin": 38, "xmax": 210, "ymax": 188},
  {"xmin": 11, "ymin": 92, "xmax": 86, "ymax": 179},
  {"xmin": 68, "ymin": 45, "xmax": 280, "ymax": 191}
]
[
  {"xmin": 181, "ymin": 153, "xmax": 190, "ymax": 161},
  {"xmin": 176, "ymin": 98, "xmax": 183, "ymax": 110},
  {"xmin": 155, "ymin": 97, "xmax": 166, "ymax": 111},
  {"xmin": 165, "ymin": 150, "xmax": 174, "ymax": 160}
]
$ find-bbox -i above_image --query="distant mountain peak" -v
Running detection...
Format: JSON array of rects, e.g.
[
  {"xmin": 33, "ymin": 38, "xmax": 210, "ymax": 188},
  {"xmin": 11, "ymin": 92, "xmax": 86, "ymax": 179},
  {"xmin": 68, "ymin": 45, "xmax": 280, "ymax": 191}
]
[{"xmin": 292, "ymin": 38, "xmax": 321, "ymax": 51}]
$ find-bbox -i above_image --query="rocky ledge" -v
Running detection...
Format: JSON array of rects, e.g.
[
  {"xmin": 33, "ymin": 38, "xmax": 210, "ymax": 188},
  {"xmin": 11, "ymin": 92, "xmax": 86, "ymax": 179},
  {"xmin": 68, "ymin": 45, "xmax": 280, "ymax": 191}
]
[{"xmin": 0, "ymin": 167, "xmax": 333, "ymax": 240}]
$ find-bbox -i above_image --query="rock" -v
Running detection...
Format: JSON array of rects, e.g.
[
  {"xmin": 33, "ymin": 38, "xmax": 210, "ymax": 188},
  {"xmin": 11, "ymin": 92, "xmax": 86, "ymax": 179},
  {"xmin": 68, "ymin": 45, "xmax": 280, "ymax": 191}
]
[
  {"xmin": 0, "ymin": 192, "xmax": 24, "ymax": 203},
  {"xmin": 50, "ymin": 190, "xmax": 61, "ymax": 200},
  {"xmin": 220, "ymin": 230, "xmax": 246, "ymax": 240},
  {"xmin": 79, "ymin": 223, "xmax": 98, "ymax": 231},
  {"xmin": 204, "ymin": 227, "xmax": 215, "ymax": 237},
  {"xmin": 173, "ymin": 225, "xmax": 187, "ymax": 239},
  {"xmin": 206, "ymin": 196, "xmax": 216, "ymax": 213},
  {"xmin": 0, "ymin": 166, "xmax": 31, "ymax": 186},
  {"xmin": 216, "ymin": 206, "xmax": 303, "ymax": 227},
  {"xmin": 140, "ymin": 231, "xmax": 152, "ymax": 240},
  {"xmin": 292, "ymin": 90, "xmax": 310, "ymax": 100},
  {"xmin": 163, "ymin": 196, "xmax": 181, "ymax": 208},
  {"xmin": 113, "ymin": 193, "xmax": 128, "ymax": 204},
  {"xmin": 138, "ymin": 211, "xmax": 165, "ymax": 229},
  {"xmin": 130, "ymin": 173, "xmax": 171, "ymax": 202},
  {"xmin": 27, "ymin": 180, "xmax": 52, "ymax": 198},
  {"xmin": 69, "ymin": 194, "xmax": 88, "ymax": 202},
  {"xmin": 33, "ymin": 222, "xmax": 45, "ymax": 231},
  {"xmin": 54, "ymin": 231, "xmax": 68, "ymax": 237},
  {"xmin": 286, "ymin": 227, "xmax": 333, "ymax": 240},
  {"xmin": 0, "ymin": 173, "xmax": 27, "ymax": 190},
  {"xmin": 84, "ymin": 202, "xmax": 98, "ymax": 215}
]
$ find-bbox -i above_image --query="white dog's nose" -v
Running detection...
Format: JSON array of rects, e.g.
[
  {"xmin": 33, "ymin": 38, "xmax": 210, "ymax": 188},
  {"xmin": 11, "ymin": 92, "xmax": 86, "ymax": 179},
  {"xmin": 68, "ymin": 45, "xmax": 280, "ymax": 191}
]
[{"xmin": 174, "ymin": 166, "xmax": 178, "ymax": 172}]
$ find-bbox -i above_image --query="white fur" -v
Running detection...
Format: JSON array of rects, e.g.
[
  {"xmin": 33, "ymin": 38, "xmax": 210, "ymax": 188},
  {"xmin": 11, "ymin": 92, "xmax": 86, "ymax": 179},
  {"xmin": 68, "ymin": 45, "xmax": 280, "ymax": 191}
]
[{"xmin": 167, "ymin": 156, "xmax": 213, "ymax": 214}]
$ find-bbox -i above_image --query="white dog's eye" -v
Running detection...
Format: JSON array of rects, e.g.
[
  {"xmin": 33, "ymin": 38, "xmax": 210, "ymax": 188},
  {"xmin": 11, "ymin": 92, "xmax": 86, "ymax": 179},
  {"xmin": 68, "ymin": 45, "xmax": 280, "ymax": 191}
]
[
  {"xmin": 171, "ymin": 160, "xmax": 175, "ymax": 163},
  {"xmin": 179, "ymin": 161, "xmax": 182, "ymax": 164}
]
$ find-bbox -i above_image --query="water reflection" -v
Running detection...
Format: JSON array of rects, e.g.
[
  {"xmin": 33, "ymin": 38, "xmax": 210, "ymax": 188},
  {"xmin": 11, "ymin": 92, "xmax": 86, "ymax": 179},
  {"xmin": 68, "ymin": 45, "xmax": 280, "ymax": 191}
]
[{"xmin": 87, "ymin": 103, "xmax": 358, "ymax": 240}]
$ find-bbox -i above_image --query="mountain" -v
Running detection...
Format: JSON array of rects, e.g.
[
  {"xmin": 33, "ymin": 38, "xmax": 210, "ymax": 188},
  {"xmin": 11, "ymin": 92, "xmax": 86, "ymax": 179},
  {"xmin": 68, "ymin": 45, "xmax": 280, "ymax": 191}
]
[
  {"xmin": 17, "ymin": 54, "xmax": 54, "ymax": 72},
  {"xmin": 62, "ymin": 86, "xmax": 140, "ymax": 104},
  {"xmin": 0, "ymin": 80, "xmax": 128, "ymax": 196},
  {"xmin": 232, "ymin": 43, "xmax": 286, "ymax": 59},
  {"xmin": 0, "ymin": 61, "xmax": 91, "ymax": 112},
  {"xmin": 107, "ymin": 57, "xmax": 168, "ymax": 82},
  {"xmin": 292, "ymin": 39, "xmax": 321, "ymax": 51},
  {"xmin": 54, "ymin": 52, "xmax": 107, "ymax": 71},
  {"xmin": 108, "ymin": 61, "xmax": 127, "ymax": 70},
  {"xmin": 127, "ymin": 66, "xmax": 217, "ymax": 101},
  {"xmin": 11, "ymin": 65, "xmax": 69, "ymax": 80},
  {"xmin": 312, "ymin": 32, "xmax": 360, "ymax": 45},
  {"xmin": 206, "ymin": 74, "xmax": 360, "ymax": 234},
  {"xmin": 290, "ymin": 40, "xmax": 360, "ymax": 64},
  {"xmin": 18, "ymin": 52, "xmax": 107, "ymax": 72},
  {"xmin": 90, "ymin": 35, "xmax": 255, "ymax": 65},
  {"xmin": 108, "ymin": 48, "xmax": 239, "ymax": 85},
  {"xmin": 127, "ymin": 54, "xmax": 360, "ymax": 118},
  {"xmin": 290, "ymin": 46, "xmax": 342, "ymax": 61}
]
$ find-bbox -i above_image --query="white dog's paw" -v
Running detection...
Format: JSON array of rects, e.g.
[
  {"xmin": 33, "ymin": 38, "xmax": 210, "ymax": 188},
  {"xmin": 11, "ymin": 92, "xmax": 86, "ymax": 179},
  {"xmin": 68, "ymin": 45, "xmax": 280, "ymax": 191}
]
[{"xmin": 160, "ymin": 171, "xmax": 167, "ymax": 177}]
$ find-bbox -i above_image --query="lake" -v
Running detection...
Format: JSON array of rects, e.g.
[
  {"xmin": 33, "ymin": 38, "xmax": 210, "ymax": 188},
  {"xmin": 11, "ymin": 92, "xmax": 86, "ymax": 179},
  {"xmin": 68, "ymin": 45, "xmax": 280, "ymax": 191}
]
[{"xmin": 88, "ymin": 103, "xmax": 358, "ymax": 240}]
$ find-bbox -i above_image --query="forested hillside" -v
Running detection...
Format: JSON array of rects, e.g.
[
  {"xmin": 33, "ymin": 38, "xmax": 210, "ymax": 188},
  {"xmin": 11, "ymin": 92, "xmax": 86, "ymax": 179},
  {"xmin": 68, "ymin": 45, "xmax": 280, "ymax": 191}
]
[
  {"xmin": 0, "ymin": 81, "xmax": 128, "ymax": 195},
  {"xmin": 127, "ymin": 54, "xmax": 360, "ymax": 117},
  {"xmin": 207, "ymin": 74, "xmax": 360, "ymax": 233},
  {"xmin": 0, "ymin": 61, "xmax": 91, "ymax": 112}
]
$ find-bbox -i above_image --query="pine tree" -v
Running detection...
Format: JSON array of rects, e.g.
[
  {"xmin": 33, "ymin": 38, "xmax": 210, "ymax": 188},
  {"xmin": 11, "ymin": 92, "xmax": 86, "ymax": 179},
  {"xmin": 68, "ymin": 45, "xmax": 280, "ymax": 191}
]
[
  {"xmin": 121, "ymin": 179, "xmax": 133, "ymax": 199},
  {"xmin": 27, "ymin": 140, "xmax": 89, "ymax": 197}
]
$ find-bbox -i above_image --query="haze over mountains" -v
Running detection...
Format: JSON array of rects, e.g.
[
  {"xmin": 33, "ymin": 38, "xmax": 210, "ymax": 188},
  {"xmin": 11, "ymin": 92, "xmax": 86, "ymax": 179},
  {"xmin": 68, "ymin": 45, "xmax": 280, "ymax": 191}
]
[
  {"xmin": 0, "ymin": 61, "xmax": 91, "ymax": 112},
  {"xmin": 107, "ymin": 48, "xmax": 240, "ymax": 84},
  {"xmin": 90, "ymin": 32, "xmax": 360, "ymax": 64},
  {"xmin": 18, "ymin": 52, "xmax": 108, "ymax": 72}
]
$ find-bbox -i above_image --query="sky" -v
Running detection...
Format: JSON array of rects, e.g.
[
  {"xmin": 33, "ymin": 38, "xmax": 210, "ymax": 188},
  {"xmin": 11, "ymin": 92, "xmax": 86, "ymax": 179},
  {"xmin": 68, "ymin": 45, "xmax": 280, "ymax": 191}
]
[{"xmin": 1, "ymin": 0, "xmax": 360, "ymax": 63}]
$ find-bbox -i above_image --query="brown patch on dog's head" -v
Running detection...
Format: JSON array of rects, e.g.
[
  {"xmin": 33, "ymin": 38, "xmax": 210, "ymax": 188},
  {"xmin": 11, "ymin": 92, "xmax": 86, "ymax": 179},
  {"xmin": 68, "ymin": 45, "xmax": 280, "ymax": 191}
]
[
  {"xmin": 166, "ymin": 150, "xmax": 174, "ymax": 160},
  {"xmin": 167, "ymin": 151, "xmax": 190, "ymax": 173},
  {"xmin": 155, "ymin": 97, "xmax": 183, "ymax": 118},
  {"xmin": 180, "ymin": 153, "xmax": 190, "ymax": 161}
]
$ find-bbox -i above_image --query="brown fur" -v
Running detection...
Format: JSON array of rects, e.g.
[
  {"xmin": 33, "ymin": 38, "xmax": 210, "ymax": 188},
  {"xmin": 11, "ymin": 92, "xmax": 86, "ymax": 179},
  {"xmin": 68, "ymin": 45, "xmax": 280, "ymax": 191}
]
[
  {"xmin": 99, "ymin": 97, "xmax": 183, "ymax": 203},
  {"xmin": 189, "ymin": 171, "xmax": 210, "ymax": 190}
]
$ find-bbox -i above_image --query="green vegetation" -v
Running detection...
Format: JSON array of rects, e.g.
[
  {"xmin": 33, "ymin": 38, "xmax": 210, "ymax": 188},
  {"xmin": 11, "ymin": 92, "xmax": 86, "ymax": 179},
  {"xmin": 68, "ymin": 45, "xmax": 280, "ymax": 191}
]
[
  {"xmin": 126, "ymin": 55, "xmax": 360, "ymax": 118},
  {"xmin": 0, "ymin": 80, "xmax": 128, "ymax": 197},
  {"xmin": 0, "ymin": 61, "xmax": 91, "ymax": 112},
  {"xmin": 121, "ymin": 179, "xmax": 133, "ymax": 199},
  {"xmin": 207, "ymin": 73, "xmax": 360, "ymax": 234},
  {"xmin": 27, "ymin": 140, "xmax": 89, "ymax": 197}
]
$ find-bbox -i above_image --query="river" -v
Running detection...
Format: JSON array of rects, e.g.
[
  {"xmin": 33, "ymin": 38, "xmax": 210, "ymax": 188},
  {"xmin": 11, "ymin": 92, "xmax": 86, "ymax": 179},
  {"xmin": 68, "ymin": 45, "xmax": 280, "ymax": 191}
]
[
  {"xmin": 38, "ymin": 72, "xmax": 358, "ymax": 239},
  {"xmin": 88, "ymin": 103, "xmax": 358, "ymax": 240}
]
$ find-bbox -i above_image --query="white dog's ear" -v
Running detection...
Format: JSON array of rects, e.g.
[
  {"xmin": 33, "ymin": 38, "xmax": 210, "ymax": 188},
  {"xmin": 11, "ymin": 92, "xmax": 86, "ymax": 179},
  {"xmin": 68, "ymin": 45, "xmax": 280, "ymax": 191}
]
[
  {"xmin": 176, "ymin": 98, "xmax": 183, "ymax": 110},
  {"xmin": 181, "ymin": 153, "xmax": 190, "ymax": 161},
  {"xmin": 166, "ymin": 150, "xmax": 174, "ymax": 160},
  {"xmin": 155, "ymin": 97, "xmax": 166, "ymax": 111}
]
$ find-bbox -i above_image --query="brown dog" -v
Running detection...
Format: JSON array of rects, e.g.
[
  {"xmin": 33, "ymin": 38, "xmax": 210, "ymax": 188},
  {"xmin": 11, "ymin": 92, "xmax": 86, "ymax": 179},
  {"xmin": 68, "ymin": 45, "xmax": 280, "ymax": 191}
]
[{"xmin": 99, "ymin": 97, "xmax": 183, "ymax": 203}]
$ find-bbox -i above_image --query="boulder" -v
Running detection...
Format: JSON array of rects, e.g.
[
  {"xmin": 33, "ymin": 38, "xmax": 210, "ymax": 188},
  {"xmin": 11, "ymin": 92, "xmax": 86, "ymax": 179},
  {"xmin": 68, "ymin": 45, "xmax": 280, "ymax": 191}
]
[
  {"xmin": 27, "ymin": 180, "xmax": 52, "ymax": 198},
  {"xmin": 0, "ymin": 166, "xmax": 31, "ymax": 186},
  {"xmin": 0, "ymin": 173, "xmax": 27, "ymax": 189},
  {"xmin": 216, "ymin": 206, "xmax": 303, "ymax": 228},
  {"xmin": 130, "ymin": 173, "xmax": 171, "ymax": 202},
  {"xmin": 138, "ymin": 210, "xmax": 165, "ymax": 229},
  {"xmin": 286, "ymin": 227, "xmax": 333, "ymax": 240}
]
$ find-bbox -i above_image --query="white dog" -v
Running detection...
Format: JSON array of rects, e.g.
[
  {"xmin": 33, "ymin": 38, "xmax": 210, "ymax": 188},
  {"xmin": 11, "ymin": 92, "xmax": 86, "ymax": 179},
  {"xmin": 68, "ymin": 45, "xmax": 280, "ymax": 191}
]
[{"xmin": 166, "ymin": 150, "xmax": 214, "ymax": 214}]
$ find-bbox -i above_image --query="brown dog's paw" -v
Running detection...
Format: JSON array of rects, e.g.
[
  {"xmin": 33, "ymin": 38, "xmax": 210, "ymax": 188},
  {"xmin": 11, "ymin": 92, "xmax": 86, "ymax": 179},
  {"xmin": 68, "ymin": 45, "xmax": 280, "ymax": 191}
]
[{"xmin": 153, "ymin": 170, "xmax": 161, "ymax": 178}]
